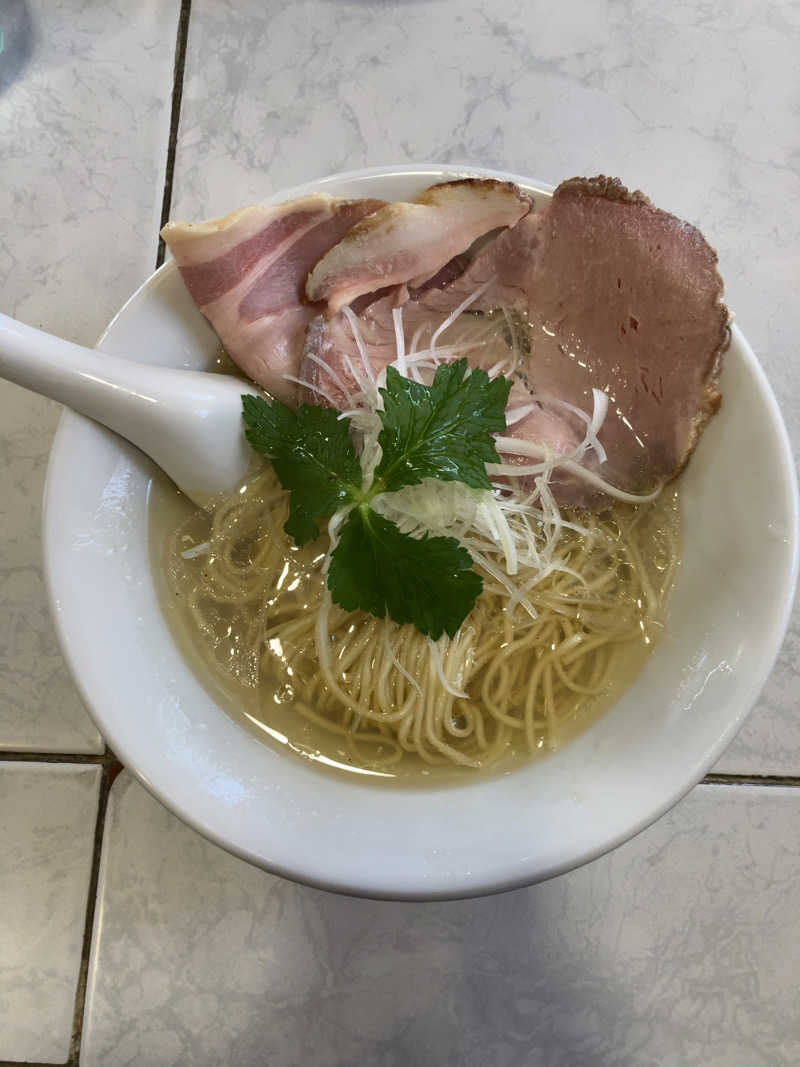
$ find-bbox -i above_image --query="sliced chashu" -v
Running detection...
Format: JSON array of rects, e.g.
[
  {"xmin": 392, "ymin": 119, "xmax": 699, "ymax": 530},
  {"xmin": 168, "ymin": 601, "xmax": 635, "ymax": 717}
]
[
  {"xmin": 418, "ymin": 175, "xmax": 729, "ymax": 496},
  {"xmin": 305, "ymin": 179, "xmax": 531, "ymax": 313}
]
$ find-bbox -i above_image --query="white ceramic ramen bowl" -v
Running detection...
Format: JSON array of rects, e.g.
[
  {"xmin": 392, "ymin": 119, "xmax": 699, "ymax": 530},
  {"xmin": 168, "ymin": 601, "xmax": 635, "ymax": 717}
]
[{"xmin": 43, "ymin": 165, "xmax": 799, "ymax": 900}]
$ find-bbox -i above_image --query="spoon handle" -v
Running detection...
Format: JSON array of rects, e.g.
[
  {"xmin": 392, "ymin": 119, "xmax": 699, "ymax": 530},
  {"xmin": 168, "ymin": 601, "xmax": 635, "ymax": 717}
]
[
  {"xmin": 0, "ymin": 312, "xmax": 259, "ymax": 504},
  {"xmin": 0, "ymin": 312, "xmax": 132, "ymax": 409}
]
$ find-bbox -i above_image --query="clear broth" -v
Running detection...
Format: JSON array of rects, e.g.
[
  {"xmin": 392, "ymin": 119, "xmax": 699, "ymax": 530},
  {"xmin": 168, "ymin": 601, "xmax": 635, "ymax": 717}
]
[{"xmin": 148, "ymin": 471, "xmax": 680, "ymax": 786}]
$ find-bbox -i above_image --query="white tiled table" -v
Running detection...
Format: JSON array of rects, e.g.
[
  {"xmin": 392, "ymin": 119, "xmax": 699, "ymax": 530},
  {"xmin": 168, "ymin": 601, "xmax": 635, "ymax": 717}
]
[{"xmin": 1, "ymin": 1, "xmax": 798, "ymax": 1063}]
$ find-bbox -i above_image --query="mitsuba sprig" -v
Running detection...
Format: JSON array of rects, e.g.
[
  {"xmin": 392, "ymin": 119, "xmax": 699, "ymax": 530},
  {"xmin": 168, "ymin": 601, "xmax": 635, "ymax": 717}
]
[{"xmin": 241, "ymin": 359, "xmax": 511, "ymax": 639}]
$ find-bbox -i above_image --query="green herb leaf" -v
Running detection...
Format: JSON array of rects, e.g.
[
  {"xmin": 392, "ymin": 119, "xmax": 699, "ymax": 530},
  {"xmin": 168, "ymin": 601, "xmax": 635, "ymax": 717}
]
[
  {"xmin": 328, "ymin": 506, "xmax": 483, "ymax": 639},
  {"xmin": 242, "ymin": 395, "xmax": 362, "ymax": 545},
  {"xmin": 374, "ymin": 359, "xmax": 512, "ymax": 495}
]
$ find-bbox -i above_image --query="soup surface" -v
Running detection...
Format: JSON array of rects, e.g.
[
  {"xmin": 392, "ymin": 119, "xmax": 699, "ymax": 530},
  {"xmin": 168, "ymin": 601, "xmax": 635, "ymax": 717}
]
[{"xmin": 150, "ymin": 469, "xmax": 680, "ymax": 783}]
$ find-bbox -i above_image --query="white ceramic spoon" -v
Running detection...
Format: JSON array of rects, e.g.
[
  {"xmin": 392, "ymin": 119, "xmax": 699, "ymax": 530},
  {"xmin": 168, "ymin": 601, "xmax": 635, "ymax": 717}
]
[{"xmin": 0, "ymin": 313, "xmax": 260, "ymax": 505}]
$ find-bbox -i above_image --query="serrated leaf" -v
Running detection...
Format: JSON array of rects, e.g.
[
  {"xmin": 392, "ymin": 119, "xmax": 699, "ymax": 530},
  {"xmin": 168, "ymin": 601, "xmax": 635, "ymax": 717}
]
[
  {"xmin": 374, "ymin": 359, "xmax": 511, "ymax": 494},
  {"xmin": 328, "ymin": 506, "xmax": 482, "ymax": 639},
  {"xmin": 242, "ymin": 394, "xmax": 362, "ymax": 545}
]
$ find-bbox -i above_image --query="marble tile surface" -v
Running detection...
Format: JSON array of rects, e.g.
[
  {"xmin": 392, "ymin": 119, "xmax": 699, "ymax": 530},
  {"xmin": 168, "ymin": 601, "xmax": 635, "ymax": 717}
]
[
  {"xmin": 0, "ymin": 762, "xmax": 100, "ymax": 1063},
  {"xmin": 82, "ymin": 773, "xmax": 800, "ymax": 1066},
  {"xmin": 0, "ymin": 0, "xmax": 180, "ymax": 751},
  {"xmin": 169, "ymin": 0, "xmax": 800, "ymax": 774}
]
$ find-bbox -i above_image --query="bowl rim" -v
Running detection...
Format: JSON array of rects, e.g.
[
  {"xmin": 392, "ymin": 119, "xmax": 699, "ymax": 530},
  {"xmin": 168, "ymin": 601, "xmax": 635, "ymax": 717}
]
[{"xmin": 42, "ymin": 163, "xmax": 800, "ymax": 899}]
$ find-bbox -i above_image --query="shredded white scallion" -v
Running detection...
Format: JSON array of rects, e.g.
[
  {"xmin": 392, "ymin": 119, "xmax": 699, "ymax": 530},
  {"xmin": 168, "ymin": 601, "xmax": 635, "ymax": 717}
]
[
  {"xmin": 303, "ymin": 351, "xmax": 357, "ymax": 408},
  {"xmin": 429, "ymin": 277, "xmax": 495, "ymax": 354},
  {"xmin": 293, "ymin": 292, "xmax": 659, "ymax": 667},
  {"xmin": 382, "ymin": 621, "xmax": 422, "ymax": 696},
  {"xmin": 180, "ymin": 541, "xmax": 211, "ymax": 560},
  {"xmin": 281, "ymin": 373, "xmax": 341, "ymax": 408},
  {"xmin": 342, "ymin": 305, "xmax": 376, "ymax": 387},
  {"xmin": 392, "ymin": 307, "xmax": 407, "ymax": 377},
  {"xmin": 427, "ymin": 636, "xmax": 469, "ymax": 699}
]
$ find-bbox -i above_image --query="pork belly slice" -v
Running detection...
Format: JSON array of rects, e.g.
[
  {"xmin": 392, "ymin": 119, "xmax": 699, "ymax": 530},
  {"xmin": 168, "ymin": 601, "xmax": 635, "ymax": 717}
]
[
  {"xmin": 305, "ymin": 179, "xmax": 531, "ymax": 314},
  {"xmin": 161, "ymin": 195, "xmax": 382, "ymax": 403}
]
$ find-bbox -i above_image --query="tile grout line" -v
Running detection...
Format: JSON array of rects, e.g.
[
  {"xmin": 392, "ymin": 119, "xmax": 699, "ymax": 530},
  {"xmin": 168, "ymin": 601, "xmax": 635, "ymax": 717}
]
[
  {"xmin": 3, "ymin": 750, "xmax": 800, "ymax": 785},
  {"xmin": 702, "ymin": 772, "xmax": 800, "ymax": 787},
  {"xmin": 0, "ymin": 751, "xmax": 110, "ymax": 765},
  {"xmin": 3, "ymin": 751, "xmax": 800, "ymax": 787},
  {"xmin": 66, "ymin": 757, "xmax": 122, "ymax": 1067},
  {"xmin": 155, "ymin": 0, "xmax": 193, "ymax": 268},
  {"xmin": 4, "ymin": 751, "xmax": 800, "ymax": 783},
  {"xmin": 0, "ymin": 1060, "xmax": 67, "ymax": 1066}
]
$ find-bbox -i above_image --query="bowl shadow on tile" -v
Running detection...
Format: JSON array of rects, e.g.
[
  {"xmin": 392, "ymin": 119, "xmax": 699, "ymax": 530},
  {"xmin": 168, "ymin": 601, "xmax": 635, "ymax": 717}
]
[
  {"xmin": 88, "ymin": 775, "xmax": 628, "ymax": 1066},
  {"xmin": 284, "ymin": 884, "xmax": 627, "ymax": 1065},
  {"xmin": 0, "ymin": 0, "xmax": 35, "ymax": 95}
]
